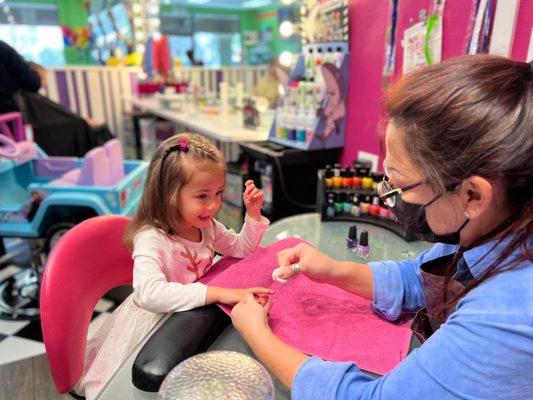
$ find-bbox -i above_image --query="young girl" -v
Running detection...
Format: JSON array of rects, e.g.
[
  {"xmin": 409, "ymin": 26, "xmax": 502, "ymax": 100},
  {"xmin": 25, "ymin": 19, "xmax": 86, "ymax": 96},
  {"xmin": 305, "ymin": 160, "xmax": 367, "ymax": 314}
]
[{"xmin": 74, "ymin": 133, "xmax": 271, "ymax": 399}]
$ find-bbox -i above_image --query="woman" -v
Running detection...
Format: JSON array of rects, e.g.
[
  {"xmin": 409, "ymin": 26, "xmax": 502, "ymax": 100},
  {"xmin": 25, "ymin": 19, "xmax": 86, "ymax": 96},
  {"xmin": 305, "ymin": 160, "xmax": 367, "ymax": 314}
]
[{"xmin": 231, "ymin": 54, "xmax": 532, "ymax": 399}]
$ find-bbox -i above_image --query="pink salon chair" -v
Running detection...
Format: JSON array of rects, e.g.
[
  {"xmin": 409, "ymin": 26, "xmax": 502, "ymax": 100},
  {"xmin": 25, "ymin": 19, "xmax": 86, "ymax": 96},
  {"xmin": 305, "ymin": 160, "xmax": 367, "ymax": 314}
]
[{"xmin": 40, "ymin": 215, "xmax": 133, "ymax": 394}]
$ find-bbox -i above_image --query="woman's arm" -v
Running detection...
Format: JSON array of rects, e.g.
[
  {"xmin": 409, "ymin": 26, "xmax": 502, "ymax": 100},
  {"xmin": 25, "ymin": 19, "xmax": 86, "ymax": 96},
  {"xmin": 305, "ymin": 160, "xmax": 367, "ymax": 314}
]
[
  {"xmin": 232, "ymin": 281, "xmax": 531, "ymax": 400},
  {"xmin": 232, "ymin": 298, "xmax": 309, "ymax": 388},
  {"xmin": 276, "ymin": 243, "xmax": 374, "ymax": 300}
]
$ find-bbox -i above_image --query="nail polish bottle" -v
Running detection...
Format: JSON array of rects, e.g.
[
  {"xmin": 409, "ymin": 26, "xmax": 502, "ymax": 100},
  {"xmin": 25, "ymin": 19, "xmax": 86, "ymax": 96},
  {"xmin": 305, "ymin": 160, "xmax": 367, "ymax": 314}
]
[
  {"xmin": 371, "ymin": 172, "xmax": 383, "ymax": 191},
  {"xmin": 324, "ymin": 165, "xmax": 333, "ymax": 189},
  {"xmin": 350, "ymin": 194, "xmax": 361, "ymax": 217},
  {"xmin": 362, "ymin": 174, "xmax": 374, "ymax": 190},
  {"xmin": 332, "ymin": 164, "xmax": 342, "ymax": 189},
  {"xmin": 348, "ymin": 168, "xmax": 356, "ymax": 188},
  {"xmin": 357, "ymin": 231, "xmax": 369, "ymax": 259},
  {"xmin": 343, "ymin": 192, "xmax": 352, "ymax": 214},
  {"xmin": 352, "ymin": 167, "xmax": 362, "ymax": 189},
  {"xmin": 326, "ymin": 193, "xmax": 335, "ymax": 217},
  {"xmin": 346, "ymin": 224, "xmax": 357, "ymax": 251},
  {"xmin": 370, "ymin": 195, "xmax": 381, "ymax": 216},
  {"xmin": 334, "ymin": 192, "xmax": 343, "ymax": 215},
  {"xmin": 379, "ymin": 199, "xmax": 390, "ymax": 219},
  {"xmin": 360, "ymin": 195, "xmax": 371, "ymax": 215},
  {"xmin": 342, "ymin": 168, "xmax": 352, "ymax": 188}
]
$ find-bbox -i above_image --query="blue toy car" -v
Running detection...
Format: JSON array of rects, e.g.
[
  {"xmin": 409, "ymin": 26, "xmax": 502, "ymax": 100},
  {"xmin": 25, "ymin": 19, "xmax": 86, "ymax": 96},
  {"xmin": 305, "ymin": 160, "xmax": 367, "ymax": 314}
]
[{"xmin": 0, "ymin": 133, "xmax": 147, "ymax": 318}]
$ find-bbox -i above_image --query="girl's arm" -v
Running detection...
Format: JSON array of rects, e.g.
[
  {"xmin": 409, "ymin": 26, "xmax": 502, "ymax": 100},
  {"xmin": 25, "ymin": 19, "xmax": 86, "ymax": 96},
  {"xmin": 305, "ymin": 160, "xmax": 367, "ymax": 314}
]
[
  {"xmin": 212, "ymin": 215, "xmax": 269, "ymax": 258},
  {"xmin": 133, "ymin": 254, "xmax": 208, "ymax": 313}
]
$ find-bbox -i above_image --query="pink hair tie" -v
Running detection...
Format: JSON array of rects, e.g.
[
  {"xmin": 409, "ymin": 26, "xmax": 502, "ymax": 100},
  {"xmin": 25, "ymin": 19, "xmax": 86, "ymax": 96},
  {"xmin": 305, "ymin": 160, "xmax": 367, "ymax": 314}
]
[{"xmin": 178, "ymin": 139, "xmax": 189, "ymax": 152}]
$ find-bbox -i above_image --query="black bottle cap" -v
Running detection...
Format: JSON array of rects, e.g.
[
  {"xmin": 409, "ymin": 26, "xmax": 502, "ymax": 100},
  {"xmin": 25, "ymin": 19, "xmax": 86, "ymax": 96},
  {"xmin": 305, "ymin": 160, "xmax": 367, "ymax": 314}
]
[
  {"xmin": 340, "ymin": 168, "xmax": 347, "ymax": 177},
  {"xmin": 339, "ymin": 192, "xmax": 346, "ymax": 202},
  {"xmin": 345, "ymin": 169, "xmax": 353, "ymax": 178},
  {"xmin": 335, "ymin": 192, "xmax": 341, "ymax": 202},
  {"xmin": 359, "ymin": 167, "xmax": 370, "ymax": 177},
  {"xmin": 370, "ymin": 172, "xmax": 381, "ymax": 181},
  {"xmin": 348, "ymin": 225, "xmax": 357, "ymax": 240},
  {"xmin": 359, "ymin": 231, "xmax": 369, "ymax": 246},
  {"xmin": 352, "ymin": 194, "xmax": 360, "ymax": 204}
]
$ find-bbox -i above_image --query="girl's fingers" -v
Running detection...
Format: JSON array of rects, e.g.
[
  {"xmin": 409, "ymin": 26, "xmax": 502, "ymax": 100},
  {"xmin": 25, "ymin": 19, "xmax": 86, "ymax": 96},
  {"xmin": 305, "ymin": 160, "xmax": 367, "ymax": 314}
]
[
  {"xmin": 264, "ymin": 298, "xmax": 273, "ymax": 313},
  {"xmin": 249, "ymin": 287, "xmax": 274, "ymax": 295}
]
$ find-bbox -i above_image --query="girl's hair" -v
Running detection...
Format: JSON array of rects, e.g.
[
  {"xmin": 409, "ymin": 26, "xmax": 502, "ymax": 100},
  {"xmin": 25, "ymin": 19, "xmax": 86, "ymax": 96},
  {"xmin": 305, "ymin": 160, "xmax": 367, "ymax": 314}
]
[
  {"xmin": 385, "ymin": 54, "xmax": 532, "ymax": 313},
  {"xmin": 123, "ymin": 133, "xmax": 226, "ymax": 250}
]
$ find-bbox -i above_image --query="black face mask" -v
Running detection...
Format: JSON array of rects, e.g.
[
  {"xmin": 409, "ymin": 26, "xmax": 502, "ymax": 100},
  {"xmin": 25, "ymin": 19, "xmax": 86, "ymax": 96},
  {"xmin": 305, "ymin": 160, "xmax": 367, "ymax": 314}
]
[{"xmin": 390, "ymin": 194, "xmax": 469, "ymax": 244}]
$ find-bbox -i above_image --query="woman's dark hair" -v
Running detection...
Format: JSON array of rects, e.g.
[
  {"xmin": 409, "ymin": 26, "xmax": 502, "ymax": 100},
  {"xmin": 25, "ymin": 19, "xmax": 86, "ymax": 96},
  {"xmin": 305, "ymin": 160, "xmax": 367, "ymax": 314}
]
[{"xmin": 385, "ymin": 54, "xmax": 532, "ymax": 314}]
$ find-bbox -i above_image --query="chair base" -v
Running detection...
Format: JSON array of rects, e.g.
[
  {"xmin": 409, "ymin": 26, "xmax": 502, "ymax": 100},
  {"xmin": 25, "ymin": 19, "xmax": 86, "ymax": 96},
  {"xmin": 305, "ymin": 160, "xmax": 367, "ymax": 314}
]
[
  {"xmin": 0, "ymin": 239, "xmax": 45, "ymax": 320},
  {"xmin": 0, "ymin": 268, "xmax": 40, "ymax": 320}
]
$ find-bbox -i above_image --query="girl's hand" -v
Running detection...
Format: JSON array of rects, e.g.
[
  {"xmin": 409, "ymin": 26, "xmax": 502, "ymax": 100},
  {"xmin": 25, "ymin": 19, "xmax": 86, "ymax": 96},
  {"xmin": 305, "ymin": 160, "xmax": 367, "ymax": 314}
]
[
  {"xmin": 209, "ymin": 287, "xmax": 273, "ymax": 306},
  {"xmin": 243, "ymin": 180, "xmax": 264, "ymax": 221},
  {"xmin": 276, "ymin": 243, "xmax": 339, "ymax": 283},
  {"xmin": 231, "ymin": 293, "xmax": 273, "ymax": 337}
]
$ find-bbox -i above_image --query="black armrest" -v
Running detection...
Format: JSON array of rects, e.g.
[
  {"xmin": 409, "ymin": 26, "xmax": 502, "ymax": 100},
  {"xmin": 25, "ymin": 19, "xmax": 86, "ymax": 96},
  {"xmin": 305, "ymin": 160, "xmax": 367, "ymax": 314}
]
[{"xmin": 131, "ymin": 304, "xmax": 231, "ymax": 392}]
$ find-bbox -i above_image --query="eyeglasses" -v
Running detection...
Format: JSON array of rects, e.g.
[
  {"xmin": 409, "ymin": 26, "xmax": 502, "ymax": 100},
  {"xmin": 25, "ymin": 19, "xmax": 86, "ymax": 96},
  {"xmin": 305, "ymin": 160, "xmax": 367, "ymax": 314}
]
[{"xmin": 377, "ymin": 178, "xmax": 422, "ymax": 208}]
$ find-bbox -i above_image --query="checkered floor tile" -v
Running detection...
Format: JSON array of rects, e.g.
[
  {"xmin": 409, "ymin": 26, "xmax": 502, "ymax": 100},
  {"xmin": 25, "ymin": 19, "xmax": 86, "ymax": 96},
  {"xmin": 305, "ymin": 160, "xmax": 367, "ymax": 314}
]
[{"xmin": 0, "ymin": 263, "xmax": 119, "ymax": 366}]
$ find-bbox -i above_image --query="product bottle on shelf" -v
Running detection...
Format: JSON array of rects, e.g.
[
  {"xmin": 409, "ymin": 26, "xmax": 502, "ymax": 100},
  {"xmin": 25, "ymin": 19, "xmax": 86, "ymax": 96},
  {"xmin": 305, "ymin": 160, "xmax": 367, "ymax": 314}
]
[
  {"xmin": 306, "ymin": 48, "xmax": 315, "ymax": 80},
  {"xmin": 352, "ymin": 167, "xmax": 362, "ymax": 189},
  {"xmin": 342, "ymin": 168, "xmax": 352, "ymax": 188},
  {"xmin": 360, "ymin": 195, "xmax": 371, "ymax": 214},
  {"xmin": 351, "ymin": 194, "xmax": 361, "ymax": 217},
  {"xmin": 326, "ymin": 192, "xmax": 335, "ymax": 217},
  {"xmin": 334, "ymin": 46, "xmax": 344, "ymax": 68},
  {"xmin": 324, "ymin": 165, "xmax": 333, "ymax": 188},
  {"xmin": 332, "ymin": 164, "xmax": 342, "ymax": 189},
  {"xmin": 305, "ymin": 110, "xmax": 316, "ymax": 143},
  {"xmin": 296, "ymin": 110, "xmax": 307, "ymax": 142},
  {"xmin": 276, "ymin": 111, "xmax": 284, "ymax": 139},
  {"xmin": 370, "ymin": 196, "xmax": 381, "ymax": 216},
  {"xmin": 287, "ymin": 108, "xmax": 297, "ymax": 141},
  {"xmin": 334, "ymin": 192, "xmax": 343, "ymax": 214},
  {"xmin": 343, "ymin": 192, "xmax": 353, "ymax": 214}
]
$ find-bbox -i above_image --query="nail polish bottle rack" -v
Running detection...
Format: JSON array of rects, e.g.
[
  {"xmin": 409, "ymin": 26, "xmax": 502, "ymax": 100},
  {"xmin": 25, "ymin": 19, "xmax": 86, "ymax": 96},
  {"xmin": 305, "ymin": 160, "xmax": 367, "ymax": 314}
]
[
  {"xmin": 268, "ymin": 42, "xmax": 350, "ymax": 151},
  {"xmin": 316, "ymin": 169, "xmax": 418, "ymax": 242}
]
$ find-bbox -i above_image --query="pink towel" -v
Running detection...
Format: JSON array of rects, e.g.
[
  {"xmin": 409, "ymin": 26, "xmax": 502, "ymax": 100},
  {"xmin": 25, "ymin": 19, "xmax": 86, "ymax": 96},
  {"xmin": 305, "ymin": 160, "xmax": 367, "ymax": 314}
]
[{"xmin": 199, "ymin": 238, "xmax": 413, "ymax": 375}]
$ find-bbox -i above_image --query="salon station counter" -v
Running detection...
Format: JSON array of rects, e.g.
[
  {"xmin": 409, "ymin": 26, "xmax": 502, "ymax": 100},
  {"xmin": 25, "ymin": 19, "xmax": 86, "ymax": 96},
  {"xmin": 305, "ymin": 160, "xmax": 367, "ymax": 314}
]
[
  {"xmin": 124, "ymin": 96, "xmax": 273, "ymax": 161},
  {"xmin": 96, "ymin": 213, "xmax": 430, "ymax": 400}
]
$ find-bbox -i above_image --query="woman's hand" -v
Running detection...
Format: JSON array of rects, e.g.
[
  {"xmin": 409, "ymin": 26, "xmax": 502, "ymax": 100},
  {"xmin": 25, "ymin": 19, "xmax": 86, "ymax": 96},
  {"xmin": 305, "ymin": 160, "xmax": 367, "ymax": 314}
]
[
  {"xmin": 276, "ymin": 242, "xmax": 340, "ymax": 283},
  {"xmin": 207, "ymin": 286, "xmax": 272, "ymax": 306},
  {"xmin": 231, "ymin": 293, "xmax": 273, "ymax": 337},
  {"xmin": 243, "ymin": 180, "xmax": 264, "ymax": 221}
]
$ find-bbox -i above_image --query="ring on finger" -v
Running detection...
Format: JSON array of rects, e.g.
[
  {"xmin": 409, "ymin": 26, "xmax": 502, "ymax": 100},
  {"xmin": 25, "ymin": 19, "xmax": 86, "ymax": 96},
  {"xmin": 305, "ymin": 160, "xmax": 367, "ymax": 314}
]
[{"xmin": 291, "ymin": 263, "xmax": 301, "ymax": 275}]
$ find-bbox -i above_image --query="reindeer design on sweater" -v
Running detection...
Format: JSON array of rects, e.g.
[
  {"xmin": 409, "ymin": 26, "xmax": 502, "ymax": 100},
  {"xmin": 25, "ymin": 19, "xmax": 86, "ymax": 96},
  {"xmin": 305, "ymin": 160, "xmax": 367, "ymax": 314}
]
[{"xmin": 179, "ymin": 237, "xmax": 216, "ymax": 279}]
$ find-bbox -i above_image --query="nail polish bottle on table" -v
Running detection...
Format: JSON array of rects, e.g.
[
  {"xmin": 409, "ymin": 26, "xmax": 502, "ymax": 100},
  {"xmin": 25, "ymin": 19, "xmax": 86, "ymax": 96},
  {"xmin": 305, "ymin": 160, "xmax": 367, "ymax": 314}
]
[
  {"xmin": 357, "ymin": 231, "xmax": 369, "ymax": 259},
  {"xmin": 346, "ymin": 224, "xmax": 358, "ymax": 251}
]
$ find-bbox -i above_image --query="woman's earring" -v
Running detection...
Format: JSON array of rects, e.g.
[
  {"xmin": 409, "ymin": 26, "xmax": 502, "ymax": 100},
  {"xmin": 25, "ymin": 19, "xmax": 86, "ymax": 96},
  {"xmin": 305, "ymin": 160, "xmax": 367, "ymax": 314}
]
[{"xmin": 465, "ymin": 210, "xmax": 476, "ymax": 218}]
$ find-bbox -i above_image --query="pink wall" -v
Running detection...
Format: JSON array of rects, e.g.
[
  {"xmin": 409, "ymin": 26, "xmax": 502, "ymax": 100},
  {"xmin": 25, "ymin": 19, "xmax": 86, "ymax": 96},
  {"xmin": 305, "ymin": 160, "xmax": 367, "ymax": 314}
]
[{"xmin": 342, "ymin": 0, "xmax": 533, "ymax": 166}]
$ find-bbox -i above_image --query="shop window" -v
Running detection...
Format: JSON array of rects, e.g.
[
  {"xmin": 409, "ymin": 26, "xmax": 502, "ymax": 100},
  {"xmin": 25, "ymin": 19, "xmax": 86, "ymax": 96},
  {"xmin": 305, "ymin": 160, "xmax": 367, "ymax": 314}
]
[
  {"xmin": 162, "ymin": 12, "xmax": 241, "ymax": 67},
  {"xmin": 0, "ymin": 2, "xmax": 65, "ymax": 66}
]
